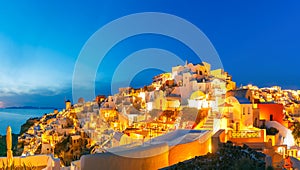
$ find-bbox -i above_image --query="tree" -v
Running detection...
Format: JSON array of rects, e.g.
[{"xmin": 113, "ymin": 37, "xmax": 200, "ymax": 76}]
[
  {"xmin": 234, "ymin": 157, "xmax": 256, "ymax": 170},
  {"xmin": 266, "ymin": 127, "xmax": 279, "ymax": 135},
  {"xmin": 292, "ymin": 122, "xmax": 300, "ymax": 146},
  {"xmin": 54, "ymin": 135, "xmax": 71, "ymax": 156}
]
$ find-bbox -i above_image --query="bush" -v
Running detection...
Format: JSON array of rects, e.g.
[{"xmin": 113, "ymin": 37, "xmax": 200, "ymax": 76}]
[{"xmin": 266, "ymin": 127, "xmax": 279, "ymax": 135}]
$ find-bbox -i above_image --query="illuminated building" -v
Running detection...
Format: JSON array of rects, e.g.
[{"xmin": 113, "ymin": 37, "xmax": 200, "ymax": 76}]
[
  {"xmin": 257, "ymin": 103, "xmax": 285, "ymax": 125},
  {"xmin": 65, "ymin": 100, "xmax": 72, "ymax": 110}
]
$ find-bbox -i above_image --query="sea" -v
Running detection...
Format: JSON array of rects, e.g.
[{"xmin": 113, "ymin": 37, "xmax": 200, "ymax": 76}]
[{"xmin": 0, "ymin": 108, "xmax": 54, "ymax": 135}]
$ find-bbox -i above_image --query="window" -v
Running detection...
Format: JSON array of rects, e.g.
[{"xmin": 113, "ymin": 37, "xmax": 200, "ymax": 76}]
[
  {"xmin": 248, "ymin": 107, "xmax": 250, "ymax": 114},
  {"xmin": 243, "ymin": 107, "xmax": 245, "ymax": 115}
]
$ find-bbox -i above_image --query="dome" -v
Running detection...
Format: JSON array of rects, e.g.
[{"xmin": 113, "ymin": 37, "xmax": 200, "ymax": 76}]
[{"xmin": 190, "ymin": 90, "xmax": 206, "ymax": 100}]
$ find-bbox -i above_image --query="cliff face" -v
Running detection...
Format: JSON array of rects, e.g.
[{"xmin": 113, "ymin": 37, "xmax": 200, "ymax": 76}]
[
  {"xmin": 13, "ymin": 117, "xmax": 41, "ymax": 156},
  {"xmin": 19, "ymin": 117, "xmax": 40, "ymax": 135}
]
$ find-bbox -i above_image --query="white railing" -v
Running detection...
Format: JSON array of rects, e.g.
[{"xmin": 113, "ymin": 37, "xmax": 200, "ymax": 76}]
[{"xmin": 230, "ymin": 130, "xmax": 261, "ymax": 138}]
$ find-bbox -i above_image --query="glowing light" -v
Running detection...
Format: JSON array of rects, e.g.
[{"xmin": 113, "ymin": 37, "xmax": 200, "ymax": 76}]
[
  {"xmin": 138, "ymin": 92, "xmax": 146, "ymax": 101},
  {"xmin": 208, "ymin": 142, "xmax": 212, "ymax": 153}
]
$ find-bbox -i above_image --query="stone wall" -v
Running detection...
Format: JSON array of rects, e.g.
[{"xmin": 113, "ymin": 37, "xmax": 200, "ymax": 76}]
[
  {"xmin": 79, "ymin": 131, "xmax": 212, "ymax": 170},
  {"xmin": 80, "ymin": 143, "xmax": 169, "ymax": 170},
  {"xmin": 168, "ymin": 137, "xmax": 211, "ymax": 166}
]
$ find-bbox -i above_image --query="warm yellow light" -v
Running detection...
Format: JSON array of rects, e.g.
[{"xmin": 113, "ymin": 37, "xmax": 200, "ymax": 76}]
[
  {"xmin": 138, "ymin": 92, "xmax": 146, "ymax": 101},
  {"xmin": 114, "ymin": 122, "xmax": 118, "ymax": 128},
  {"xmin": 277, "ymin": 147, "xmax": 283, "ymax": 153}
]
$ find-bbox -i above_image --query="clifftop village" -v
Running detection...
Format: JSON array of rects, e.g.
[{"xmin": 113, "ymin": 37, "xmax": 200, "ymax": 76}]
[{"xmin": 1, "ymin": 61, "xmax": 300, "ymax": 169}]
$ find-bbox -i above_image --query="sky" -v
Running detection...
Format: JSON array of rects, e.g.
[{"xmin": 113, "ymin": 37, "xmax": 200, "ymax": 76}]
[{"xmin": 0, "ymin": 1, "xmax": 299, "ymax": 108}]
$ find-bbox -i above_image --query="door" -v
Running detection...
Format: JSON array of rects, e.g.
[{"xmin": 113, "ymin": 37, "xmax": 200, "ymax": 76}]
[
  {"xmin": 236, "ymin": 122, "xmax": 240, "ymax": 131},
  {"xmin": 270, "ymin": 114, "xmax": 273, "ymax": 121}
]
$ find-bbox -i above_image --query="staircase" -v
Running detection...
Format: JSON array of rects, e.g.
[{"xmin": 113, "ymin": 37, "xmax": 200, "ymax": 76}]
[{"xmin": 201, "ymin": 112, "xmax": 217, "ymax": 130}]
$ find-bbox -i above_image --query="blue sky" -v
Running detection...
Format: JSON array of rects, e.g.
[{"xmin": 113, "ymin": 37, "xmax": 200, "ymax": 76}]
[{"xmin": 0, "ymin": 1, "xmax": 299, "ymax": 108}]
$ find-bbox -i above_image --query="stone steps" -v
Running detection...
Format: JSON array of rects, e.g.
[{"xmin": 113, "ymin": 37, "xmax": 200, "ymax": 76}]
[
  {"xmin": 200, "ymin": 113, "xmax": 217, "ymax": 130},
  {"xmin": 201, "ymin": 121, "xmax": 213, "ymax": 130}
]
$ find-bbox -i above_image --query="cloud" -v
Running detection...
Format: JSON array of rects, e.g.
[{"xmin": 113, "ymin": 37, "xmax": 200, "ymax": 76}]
[{"xmin": 0, "ymin": 35, "xmax": 75, "ymax": 97}]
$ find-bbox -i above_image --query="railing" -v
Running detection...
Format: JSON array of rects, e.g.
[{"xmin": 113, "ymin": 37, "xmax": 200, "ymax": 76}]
[{"xmin": 230, "ymin": 130, "xmax": 261, "ymax": 138}]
